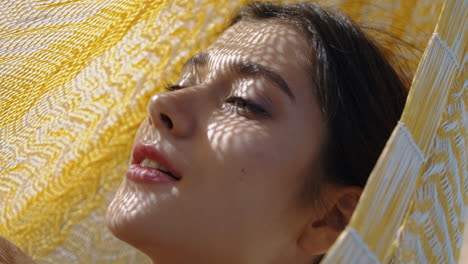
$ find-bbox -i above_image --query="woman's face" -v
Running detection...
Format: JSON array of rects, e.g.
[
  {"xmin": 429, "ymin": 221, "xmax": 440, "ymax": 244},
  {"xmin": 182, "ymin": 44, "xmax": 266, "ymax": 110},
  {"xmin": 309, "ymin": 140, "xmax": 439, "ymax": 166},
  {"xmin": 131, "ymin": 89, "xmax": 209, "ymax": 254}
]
[{"xmin": 107, "ymin": 20, "xmax": 327, "ymax": 263}]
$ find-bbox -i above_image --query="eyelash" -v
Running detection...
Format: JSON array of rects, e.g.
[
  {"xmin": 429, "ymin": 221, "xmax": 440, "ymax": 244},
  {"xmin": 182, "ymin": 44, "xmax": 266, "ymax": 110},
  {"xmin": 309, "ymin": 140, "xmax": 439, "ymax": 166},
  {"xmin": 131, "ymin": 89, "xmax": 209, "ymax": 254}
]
[
  {"xmin": 225, "ymin": 96, "xmax": 269, "ymax": 118},
  {"xmin": 163, "ymin": 82, "xmax": 269, "ymax": 118},
  {"xmin": 164, "ymin": 82, "xmax": 182, "ymax": 92}
]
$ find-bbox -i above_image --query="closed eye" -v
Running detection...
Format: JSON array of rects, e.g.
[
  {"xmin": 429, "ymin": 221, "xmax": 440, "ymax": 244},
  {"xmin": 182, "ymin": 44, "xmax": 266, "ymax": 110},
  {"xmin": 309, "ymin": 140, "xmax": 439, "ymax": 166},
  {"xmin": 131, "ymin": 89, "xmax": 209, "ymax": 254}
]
[
  {"xmin": 163, "ymin": 82, "xmax": 270, "ymax": 118},
  {"xmin": 164, "ymin": 83, "xmax": 182, "ymax": 92},
  {"xmin": 225, "ymin": 96, "xmax": 269, "ymax": 118}
]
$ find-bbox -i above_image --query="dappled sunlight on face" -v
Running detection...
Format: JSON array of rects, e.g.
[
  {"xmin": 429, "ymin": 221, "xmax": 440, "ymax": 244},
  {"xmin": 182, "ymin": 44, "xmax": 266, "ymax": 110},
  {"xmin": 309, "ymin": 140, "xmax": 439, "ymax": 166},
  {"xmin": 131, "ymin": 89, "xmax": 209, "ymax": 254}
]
[
  {"xmin": 207, "ymin": 104, "xmax": 269, "ymax": 160},
  {"xmin": 107, "ymin": 178, "xmax": 179, "ymax": 231},
  {"xmin": 107, "ymin": 20, "xmax": 326, "ymax": 264}
]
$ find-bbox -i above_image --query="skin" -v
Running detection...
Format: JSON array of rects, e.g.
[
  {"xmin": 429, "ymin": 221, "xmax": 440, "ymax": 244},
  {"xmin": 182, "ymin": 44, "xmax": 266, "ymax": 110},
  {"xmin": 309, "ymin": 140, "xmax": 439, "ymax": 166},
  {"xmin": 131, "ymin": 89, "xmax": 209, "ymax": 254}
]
[
  {"xmin": 0, "ymin": 237, "xmax": 35, "ymax": 264},
  {"xmin": 106, "ymin": 20, "xmax": 360, "ymax": 264}
]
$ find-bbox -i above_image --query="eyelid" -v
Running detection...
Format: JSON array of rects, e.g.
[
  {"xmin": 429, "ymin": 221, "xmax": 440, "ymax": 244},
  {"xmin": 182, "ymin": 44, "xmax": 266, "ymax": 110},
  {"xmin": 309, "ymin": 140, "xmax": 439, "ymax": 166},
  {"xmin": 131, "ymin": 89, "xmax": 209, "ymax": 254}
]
[
  {"xmin": 225, "ymin": 96, "xmax": 270, "ymax": 118},
  {"xmin": 164, "ymin": 83, "xmax": 182, "ymax": 92}
]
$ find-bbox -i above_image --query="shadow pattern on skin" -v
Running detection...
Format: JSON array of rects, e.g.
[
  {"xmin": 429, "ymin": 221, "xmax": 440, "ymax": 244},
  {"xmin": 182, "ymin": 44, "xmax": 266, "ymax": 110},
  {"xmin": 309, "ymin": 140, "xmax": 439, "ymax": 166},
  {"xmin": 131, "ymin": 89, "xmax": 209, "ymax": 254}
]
[{"xmin": 107, "ymin": 19, "xmax": 329, "ymax": 264}]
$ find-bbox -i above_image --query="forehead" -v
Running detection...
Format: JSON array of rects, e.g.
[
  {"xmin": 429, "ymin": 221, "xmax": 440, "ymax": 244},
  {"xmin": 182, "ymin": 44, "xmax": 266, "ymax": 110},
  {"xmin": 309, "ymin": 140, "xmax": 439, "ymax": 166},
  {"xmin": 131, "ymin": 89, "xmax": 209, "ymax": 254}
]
[{"xmin": 206, "ymin": 20, "xmax": 310, "ymax": 72}]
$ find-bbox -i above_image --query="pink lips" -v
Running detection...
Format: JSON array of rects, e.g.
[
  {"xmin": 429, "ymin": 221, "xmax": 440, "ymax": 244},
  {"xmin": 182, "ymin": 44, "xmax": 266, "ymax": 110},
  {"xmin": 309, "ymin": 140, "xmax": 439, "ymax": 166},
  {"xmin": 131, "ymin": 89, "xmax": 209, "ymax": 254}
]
[{"xmin": 126, "ymin": 143, "xmax": 182, "ymax": 184}]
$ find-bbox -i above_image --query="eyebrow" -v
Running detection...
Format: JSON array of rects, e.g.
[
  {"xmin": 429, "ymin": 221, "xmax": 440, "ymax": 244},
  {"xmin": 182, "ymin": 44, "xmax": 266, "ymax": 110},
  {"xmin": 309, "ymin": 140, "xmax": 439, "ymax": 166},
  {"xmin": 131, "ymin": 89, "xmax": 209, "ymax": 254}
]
[{"xmin": 182, "ymin": 51, "xmax": 295, "ymax": 101}]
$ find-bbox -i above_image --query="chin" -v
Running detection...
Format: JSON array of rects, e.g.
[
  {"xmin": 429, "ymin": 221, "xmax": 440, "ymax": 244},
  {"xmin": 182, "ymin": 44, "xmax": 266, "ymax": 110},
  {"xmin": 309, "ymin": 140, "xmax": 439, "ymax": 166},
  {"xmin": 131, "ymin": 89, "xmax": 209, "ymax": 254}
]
[
  {"xmin": 105, "ymin": 178, "xmax": 179, "ymax": 252},
  {"xmin": 106, "ymin": 181, "xmax": 133, "ymax": 241},
  {"xmin": 105, "ymin": 180, "xmax": 151, "ymax": 247}
]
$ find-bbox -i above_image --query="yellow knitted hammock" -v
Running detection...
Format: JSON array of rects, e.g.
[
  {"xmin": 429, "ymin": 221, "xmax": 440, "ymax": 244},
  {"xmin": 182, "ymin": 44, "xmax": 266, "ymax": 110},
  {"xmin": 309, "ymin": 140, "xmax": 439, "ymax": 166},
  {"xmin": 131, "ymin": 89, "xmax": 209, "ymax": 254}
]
[{"xmin": 0, "ymin": 0, "xmax": 466, "ymax": 263}]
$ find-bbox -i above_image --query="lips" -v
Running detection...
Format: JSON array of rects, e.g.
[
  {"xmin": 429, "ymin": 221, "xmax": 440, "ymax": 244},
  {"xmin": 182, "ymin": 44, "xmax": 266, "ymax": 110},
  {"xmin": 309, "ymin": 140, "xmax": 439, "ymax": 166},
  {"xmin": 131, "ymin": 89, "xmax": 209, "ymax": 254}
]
[{"xmin": 126, "ymin": 143, "xmax": 182, "ymax": 184}]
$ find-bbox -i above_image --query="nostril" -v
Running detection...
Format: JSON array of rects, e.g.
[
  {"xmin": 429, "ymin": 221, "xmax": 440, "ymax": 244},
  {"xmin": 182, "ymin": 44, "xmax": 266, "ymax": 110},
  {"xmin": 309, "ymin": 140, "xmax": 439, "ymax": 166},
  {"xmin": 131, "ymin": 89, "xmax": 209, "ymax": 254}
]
[{"xmin": 160, "ymin": 113, "xmax": 173, "ymax": 129}]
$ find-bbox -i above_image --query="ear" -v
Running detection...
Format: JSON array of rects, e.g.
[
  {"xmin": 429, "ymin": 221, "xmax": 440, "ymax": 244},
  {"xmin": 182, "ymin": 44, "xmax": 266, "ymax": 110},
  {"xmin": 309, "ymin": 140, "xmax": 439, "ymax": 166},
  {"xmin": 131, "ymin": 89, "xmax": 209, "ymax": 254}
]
[{"xmin": 297, "ymin": 186, "xmax": 362, "ymax": 256}]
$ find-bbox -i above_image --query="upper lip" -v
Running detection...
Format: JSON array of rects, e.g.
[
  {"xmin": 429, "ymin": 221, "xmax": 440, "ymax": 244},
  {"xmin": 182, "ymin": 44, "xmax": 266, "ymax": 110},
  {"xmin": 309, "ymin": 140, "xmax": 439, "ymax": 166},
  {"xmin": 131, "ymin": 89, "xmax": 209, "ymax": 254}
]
[{"xmin": 131, "ymin": 143, "xmax": 182, "ymax": 180}]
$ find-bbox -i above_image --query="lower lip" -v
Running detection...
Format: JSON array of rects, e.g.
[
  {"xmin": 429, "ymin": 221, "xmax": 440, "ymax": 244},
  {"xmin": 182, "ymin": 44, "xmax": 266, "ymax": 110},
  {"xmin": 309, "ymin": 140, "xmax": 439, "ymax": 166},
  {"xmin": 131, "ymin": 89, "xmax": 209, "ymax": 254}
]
[{"xmin": 126, "ymin": 164, "xmax": 179, "ymax": 184}]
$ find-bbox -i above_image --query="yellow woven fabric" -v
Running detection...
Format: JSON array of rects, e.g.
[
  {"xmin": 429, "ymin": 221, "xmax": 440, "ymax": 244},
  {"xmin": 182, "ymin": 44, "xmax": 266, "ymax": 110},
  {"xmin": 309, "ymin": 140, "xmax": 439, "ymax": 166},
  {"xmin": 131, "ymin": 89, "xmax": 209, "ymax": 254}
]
[
  {"xmin": 322, "ymin": 0, "xmax": 467, "ymax": 262},
  {"xmin": 0, "ymin": 0, "xmax": 465, "ymax": 263}
]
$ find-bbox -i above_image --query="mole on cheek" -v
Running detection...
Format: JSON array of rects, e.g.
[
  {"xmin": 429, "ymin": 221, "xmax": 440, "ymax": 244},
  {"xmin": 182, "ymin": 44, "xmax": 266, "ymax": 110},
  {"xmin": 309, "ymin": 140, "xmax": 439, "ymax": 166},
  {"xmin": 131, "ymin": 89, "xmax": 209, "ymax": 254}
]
[{"xmin": 239, "ymin": 168, "xmax": 246, "ymax": 182}]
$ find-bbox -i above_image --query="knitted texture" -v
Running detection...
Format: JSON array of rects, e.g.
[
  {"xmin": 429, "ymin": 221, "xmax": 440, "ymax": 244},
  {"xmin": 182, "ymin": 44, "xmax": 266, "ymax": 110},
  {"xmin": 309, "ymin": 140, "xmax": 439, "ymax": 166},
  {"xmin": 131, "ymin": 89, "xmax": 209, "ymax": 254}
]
[{"xmin": 0, "ymin": 0, "xmax": 465, "ymax": 263}]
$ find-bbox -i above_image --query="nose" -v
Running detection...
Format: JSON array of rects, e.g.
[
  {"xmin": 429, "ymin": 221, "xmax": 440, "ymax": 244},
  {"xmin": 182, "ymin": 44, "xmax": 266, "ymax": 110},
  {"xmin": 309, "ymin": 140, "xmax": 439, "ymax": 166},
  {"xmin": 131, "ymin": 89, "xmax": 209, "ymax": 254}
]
[{"xmin": 147, "ymin": 90, "xmax": 196, "ymax": 138}]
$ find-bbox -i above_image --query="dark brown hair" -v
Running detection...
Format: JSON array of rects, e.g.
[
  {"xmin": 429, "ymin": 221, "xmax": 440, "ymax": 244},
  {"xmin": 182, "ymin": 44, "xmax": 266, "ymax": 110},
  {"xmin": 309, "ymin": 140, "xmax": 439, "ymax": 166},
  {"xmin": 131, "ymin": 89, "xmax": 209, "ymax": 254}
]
[{"xmin": 231, "ymin": 2, "xmax": 408, "ymax": 193}]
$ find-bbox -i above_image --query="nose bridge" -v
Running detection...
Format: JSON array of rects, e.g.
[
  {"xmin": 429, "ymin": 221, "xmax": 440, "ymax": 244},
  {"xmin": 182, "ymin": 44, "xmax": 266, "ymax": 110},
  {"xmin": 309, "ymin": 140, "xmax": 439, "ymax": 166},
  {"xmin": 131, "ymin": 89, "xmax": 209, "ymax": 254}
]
[{"xmin": 147, "ymin": 87, "xmax": 202, "ymax": 138}]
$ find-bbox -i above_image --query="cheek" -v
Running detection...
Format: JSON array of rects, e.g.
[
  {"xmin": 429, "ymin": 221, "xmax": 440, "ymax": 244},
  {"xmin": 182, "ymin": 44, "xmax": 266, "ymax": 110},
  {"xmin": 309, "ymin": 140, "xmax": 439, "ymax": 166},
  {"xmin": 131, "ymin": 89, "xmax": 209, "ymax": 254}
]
[
  {"xmin": 207, "ymin": 113, "xmax": 276, "ymax": 162},
  {"xmin": 205, "ymin": 113, "xmax": 300, "ymax": 207}
]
